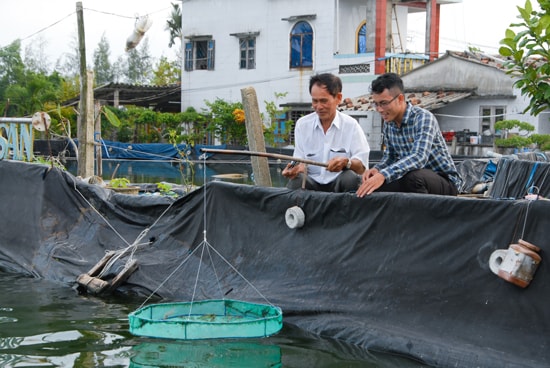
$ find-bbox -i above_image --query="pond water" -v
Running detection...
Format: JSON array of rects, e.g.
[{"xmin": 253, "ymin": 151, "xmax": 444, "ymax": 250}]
[
  {"xmin": 0, "ymin": 272, "xmax": 427, "ymax": 367},
  {"xmin": 63, "ymin": 159, "xmax": 289, "ymax": 188}
]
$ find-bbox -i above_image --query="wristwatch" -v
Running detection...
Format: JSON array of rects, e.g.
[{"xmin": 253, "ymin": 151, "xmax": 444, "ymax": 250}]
[{"xmin": 346, "ymin": 159, "xmax": 352, "ymax": 170}]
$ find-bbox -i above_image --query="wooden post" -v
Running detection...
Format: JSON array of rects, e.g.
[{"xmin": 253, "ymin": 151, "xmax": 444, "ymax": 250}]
[
  {"xmin": 76, "ymin": 2, "xmax": 94, "ymax": 178},
  {"xmin": 80, "ymin": 70, "xmax": 95, "ymax": 177},
  {"xmin": 241, "ymin": 87, "xmax": 272, "ymax": 187},
  {"xmin": 94, "ymin": 100, "xmax": 102, "ymax": 176}
]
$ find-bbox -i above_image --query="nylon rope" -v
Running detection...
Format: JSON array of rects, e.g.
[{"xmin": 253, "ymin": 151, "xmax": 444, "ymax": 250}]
[
  {"xmin": 518, "ymin": 162, "xmax": 550, "ymax": 240},
  {"xmin": 68, "ymin": 171, "xmax": 176, "ymax": 277},
  {"xmin": 139, "ymin": 154, "xmax": 276, "ymax": 313},
  {"xmin": 520, "ymin": 200, "xmax": 533, "ymax": 241}
]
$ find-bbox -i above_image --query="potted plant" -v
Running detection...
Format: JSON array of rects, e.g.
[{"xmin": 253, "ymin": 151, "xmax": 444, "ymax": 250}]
[
  {"xmin": 494, "ymin": 120, "xmax": 534, "ymax": 154},
  {"xmin": 108, "ymin": 177, "xmax": 140, "ymax": 195}
]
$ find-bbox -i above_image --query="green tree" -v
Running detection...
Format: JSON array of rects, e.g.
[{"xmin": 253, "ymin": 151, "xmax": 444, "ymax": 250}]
[
  {"xmin": 24, "ymin": 36, "xmax": 51, "ymax": 74},
  {"xmin": 93, "ymin": 33, "xmax": 113, "ymax": 85},
  {"xmin": 125, "ymin": 38, "xmax": 152, "ymax": 84},
  {"xmin": 5, "ymin": 71, "xmax": 62, "ymax": 116},
  {"xmin": 205, "ymin": 98, "xmax": 247, "ymax": 145},
  {"xmin": 152, "ymin": 56, "xmax": 180, "ymax": 85},
  {"xmin": 112, "ymin": 55, "xmax": 127, "ymax": 83},
  {"xmin": 0, "ymin": 41, "xmax": 25, "ymax": 87},
  {"xmin": 0, "ymin": 41, "xmax": 27, "ymax": 115},
  {"xmin": 167, "ymin": 107, "xmax": 208, "ymax": 145},
  {"xmin": 494, "ymin": 119, "xmax": 535, "ymax": 148},
  {"xmin": 499, "ymin": 0, "xmax": 550, "ymax": 115},
  {"xmin": 165, "ymin": 2, "xmax": 182, "ymax": 48},
  {"xmin": 54, "ymin": 35, "xmax": 80, "ymax": 78}
]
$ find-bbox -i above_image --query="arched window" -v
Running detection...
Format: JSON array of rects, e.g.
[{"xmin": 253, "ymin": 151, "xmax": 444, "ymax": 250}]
[
  {"xmin": 357, "ymin": 22, "xmax": 367, "ymax": 54},
  {"xmin": 290, "ymin": 21, "xmax": 313, "ymax": 68}
]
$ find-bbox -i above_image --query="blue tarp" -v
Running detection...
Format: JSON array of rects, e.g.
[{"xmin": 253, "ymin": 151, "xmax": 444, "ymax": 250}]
[{"xmin": 99, "ymin": 140, "xmax": 190, "ymax": 160}]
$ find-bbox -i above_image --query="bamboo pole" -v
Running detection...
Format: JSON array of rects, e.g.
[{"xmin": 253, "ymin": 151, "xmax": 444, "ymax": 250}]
[{"xmin": 199, "ymin": 148, "xmax": 328, "ymax": 167}]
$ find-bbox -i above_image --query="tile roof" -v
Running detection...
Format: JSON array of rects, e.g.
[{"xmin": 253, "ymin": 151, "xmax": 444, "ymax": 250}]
[
  {"xmin": 339, "ymin": 49, "xmax": 515, "ymax": 112},
  {"xmin": 339, "ymin": 90, "xmax": 474, "ymax": 112}
]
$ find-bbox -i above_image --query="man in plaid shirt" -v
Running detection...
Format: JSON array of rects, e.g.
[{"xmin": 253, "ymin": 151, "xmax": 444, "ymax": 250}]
[{"xmin": 357, "ymin": 73, "xmax": 462, "ymax": 197}]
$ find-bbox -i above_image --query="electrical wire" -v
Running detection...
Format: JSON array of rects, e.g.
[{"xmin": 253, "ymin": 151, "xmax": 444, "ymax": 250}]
[{"xmin": 18, "ymin": 12, "xmax": 75, "ymax": 42}]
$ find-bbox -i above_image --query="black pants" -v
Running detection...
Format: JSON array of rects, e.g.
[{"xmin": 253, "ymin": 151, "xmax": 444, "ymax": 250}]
[
  {"xmin": 286, "ymin": 170, "xmax": 361, "ymax": 192},
  {"xmin": 376, "ymin": 169, "xmax": 458, "ymax": 196}
]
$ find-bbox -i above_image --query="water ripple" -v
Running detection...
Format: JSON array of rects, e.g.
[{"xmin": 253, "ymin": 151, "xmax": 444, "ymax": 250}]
[{"xmin": 0, "ymin": 316, "xmax": 17, "ymax": 324}]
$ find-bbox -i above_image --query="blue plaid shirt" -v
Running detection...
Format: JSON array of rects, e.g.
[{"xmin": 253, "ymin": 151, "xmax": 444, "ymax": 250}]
[{"xmin": 375, "ymin": 103, "xmax": 463, "ymax": 190}]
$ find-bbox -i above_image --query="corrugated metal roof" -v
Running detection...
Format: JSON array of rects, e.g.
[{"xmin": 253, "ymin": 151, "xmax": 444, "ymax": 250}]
[
  {"xmin": 63, "ymin": 83, "xmax": 181, "ymax": 112},
  {"xmin": 339, "ymin": 90, "xmax": 474, "ymax": 112}
]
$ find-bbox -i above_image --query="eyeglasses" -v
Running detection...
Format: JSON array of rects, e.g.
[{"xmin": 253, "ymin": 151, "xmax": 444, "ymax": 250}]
[{"xmin": 370, "ymin": 94, "xmax": 400, "ymax": 109}]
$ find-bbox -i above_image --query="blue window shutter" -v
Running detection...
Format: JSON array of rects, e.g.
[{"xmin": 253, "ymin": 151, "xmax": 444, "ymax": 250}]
[
  {"xmin": 184, "ymin": 42, "xmax": 193, "ymax": 71},
  {"xmin": 207, "ymin": 40, "xmax": 215, "ymax": 70}
]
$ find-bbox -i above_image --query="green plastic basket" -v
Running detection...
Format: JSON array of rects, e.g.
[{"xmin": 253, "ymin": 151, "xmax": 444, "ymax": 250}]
[{"xmin": 128, "ymin": 299, "xmax": 283, "ymax": 340}]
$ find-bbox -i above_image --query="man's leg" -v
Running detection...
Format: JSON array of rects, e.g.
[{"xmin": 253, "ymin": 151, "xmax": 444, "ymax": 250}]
[
  {"xmin": 374, "ymin": 169, "xmax": 457, "ymax": 195},
  {"xmin": 332, "ymin": 170, "xmax": 361, "ymax": 192},
  {"xmin": 401, "ymin": 169, "xmax": 457, "ymax": 195}
]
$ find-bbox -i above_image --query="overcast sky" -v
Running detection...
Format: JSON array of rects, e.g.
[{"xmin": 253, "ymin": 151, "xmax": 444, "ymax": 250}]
[
  {"xmin": 0, "ymin": 0, "xmax": 176, "ymax": 68},
  {"xmin": 0, "ymin": 0, "xmax": 536, "ymax": 70},
  {"xmin": 408, "ymin": 0, "xmax": 534, "ymax": 54}
]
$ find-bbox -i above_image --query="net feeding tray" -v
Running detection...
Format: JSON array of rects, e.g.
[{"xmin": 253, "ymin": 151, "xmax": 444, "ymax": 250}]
[{"xmin": 128, "ymin": 299, "xmax": 283, "ymax": 340}]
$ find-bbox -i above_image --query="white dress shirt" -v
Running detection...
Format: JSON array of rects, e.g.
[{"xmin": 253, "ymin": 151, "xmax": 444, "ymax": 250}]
[{"xmin": 292, "ymin": 111, "xmax": 370, "ymax": 184}]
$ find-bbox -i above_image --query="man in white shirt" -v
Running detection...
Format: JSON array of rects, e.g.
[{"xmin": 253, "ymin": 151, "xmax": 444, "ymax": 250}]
[{"xmin": 282, "ymin": 73, "xmax": 370, "ymax": 192}]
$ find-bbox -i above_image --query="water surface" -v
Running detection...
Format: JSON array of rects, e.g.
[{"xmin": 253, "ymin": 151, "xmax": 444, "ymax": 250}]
[
  {"xmin": 64, "ymin": 159, "xmax": 289, "ymax": 187},
  {"xmin": 0, "ymin": 272, "xmax": 426, "ymax": 367}
]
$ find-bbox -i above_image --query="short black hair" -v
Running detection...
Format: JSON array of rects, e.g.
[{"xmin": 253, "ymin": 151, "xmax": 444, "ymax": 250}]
[
  {"xmin": 309, "ymin": 73, "xmax": 342, "ymax": 97},
  {"xmin": 370, "ymin": 73, "xmax": 404, "ymax": 94}
]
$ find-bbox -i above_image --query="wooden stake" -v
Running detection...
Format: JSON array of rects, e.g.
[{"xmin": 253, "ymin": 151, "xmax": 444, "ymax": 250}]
[{"xmin": 241, "ymin": 87, "xmax": 272, "ymax": 186}]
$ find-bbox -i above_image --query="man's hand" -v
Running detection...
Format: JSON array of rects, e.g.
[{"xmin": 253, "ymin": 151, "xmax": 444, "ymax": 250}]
[
  {"xmin": 326, "ymin": 157, "xmax": 350, "ymax": 172},
  {"xmin": 282, "ymin": 161, "xmax": 304, "ymax": 179},
  {"xmin": 357, "ymin": 168, "xmax": 385, "ymax": 197}
]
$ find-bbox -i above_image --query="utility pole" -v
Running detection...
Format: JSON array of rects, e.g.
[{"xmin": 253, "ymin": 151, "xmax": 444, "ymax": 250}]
[{"xmin": 76, "ymin": 2, "xmax": 94, "ymax": 178}]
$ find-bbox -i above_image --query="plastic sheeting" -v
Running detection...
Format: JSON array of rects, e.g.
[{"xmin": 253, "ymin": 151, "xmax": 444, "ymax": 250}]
[
  {"xmin": 0, "ymin": 160, "xmax": 548, "ymax": 367},
  {"xmin": 489, "ymin": 158, "xmax": 550, "ymax": 199}
]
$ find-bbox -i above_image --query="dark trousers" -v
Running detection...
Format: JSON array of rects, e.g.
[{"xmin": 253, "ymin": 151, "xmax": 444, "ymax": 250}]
[
  {"xmin": 376, "ymin": 169, "xmax": 458, "ymax": 196},
  {"xmin": 286, "ymin": 170, "xmax": 361, "ymax": 192}
]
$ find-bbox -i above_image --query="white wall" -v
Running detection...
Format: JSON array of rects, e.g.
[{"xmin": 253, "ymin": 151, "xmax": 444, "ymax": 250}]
[{"xmin": 181, "ymin": 0, "xmax": 390, "ymax": 115}]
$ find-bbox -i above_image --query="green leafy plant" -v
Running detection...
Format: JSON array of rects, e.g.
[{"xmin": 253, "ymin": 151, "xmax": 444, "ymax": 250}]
[
  {"xmin": 494, "ymin": 119, "xmax": 535, "ymax": 148},
  {"xmin": 167, "ymin": 129, "xmax": 195, "ymax": 193},
  {"xmin": 31, "ymin": 155, "xmax": 65, "ymax": 169},
  {"xmin": 530, "ymin": 133, "xmax": 550, "ymax": 150},
  {"xmin": 109, "ymin": 177, "xmax": 130, "ymax": 188},
  {"xmin": 204, "ymin": 98, "xmax": 247, "ymax": 145},
  {"xmin": 494, "ymin": 119, "xmax": 535, "ymax": 135},
  {"xmin": 156, "ymin": 182, "xmax": 178, "ymax": 197},
  {"xmin": 263, "ymin": 92, "xmax": 294, "ymax": 147},
  {"xmin": 499, "ymin": 0, "xmax": 550, "ymax": 115},
  {"xmin": 494, "ymin": 135, "xmax": 532, "ymax": 148}
]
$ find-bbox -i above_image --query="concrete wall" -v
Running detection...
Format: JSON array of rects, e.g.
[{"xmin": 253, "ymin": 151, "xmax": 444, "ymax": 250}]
[{"xmin": 402, "ymin": 53, "xmax": 515, "ymax": 95}]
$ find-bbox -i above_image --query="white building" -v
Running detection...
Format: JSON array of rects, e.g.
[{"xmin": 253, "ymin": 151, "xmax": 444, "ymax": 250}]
[
  {"xmin": 180, "ymin": 0, "xmax": 458, "ymax": 147},
  {"xmin": 179, "ymin": 0, "xmax": 548, "ymax": 153}
]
